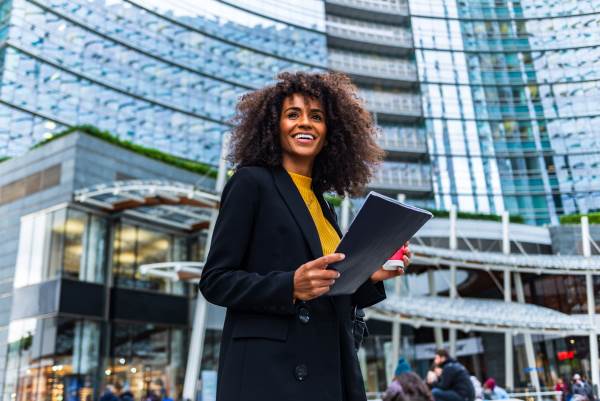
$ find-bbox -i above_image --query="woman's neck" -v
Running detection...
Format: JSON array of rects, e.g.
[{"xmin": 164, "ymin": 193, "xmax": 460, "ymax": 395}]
[{"xmin": 282, "ymin": 156, "xmax": 313, "ymax": 177}]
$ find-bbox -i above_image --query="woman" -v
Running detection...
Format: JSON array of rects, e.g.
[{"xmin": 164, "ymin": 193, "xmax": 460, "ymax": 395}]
[
  {"xmin": 199, "ymin": 71, "xmax": 411, "ymax": 401},
  {"xmin": 383, "ymin": 372, "xmax": 434, "ymax": 401}
]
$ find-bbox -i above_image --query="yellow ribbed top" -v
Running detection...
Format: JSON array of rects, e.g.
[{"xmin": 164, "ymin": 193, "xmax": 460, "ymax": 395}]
[{"xmin": 288, "ymin": 171, "xmax": 341, "ymax": 255}]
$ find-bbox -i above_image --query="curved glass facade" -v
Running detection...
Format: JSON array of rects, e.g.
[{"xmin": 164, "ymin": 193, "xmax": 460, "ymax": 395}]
[
  {"xmin": 410, "ymin": 0, "xmax": 600, "ymax": 224},
  {"xmin": 0, "ymin": 0, "xmax": 326, "ymax": 165}
]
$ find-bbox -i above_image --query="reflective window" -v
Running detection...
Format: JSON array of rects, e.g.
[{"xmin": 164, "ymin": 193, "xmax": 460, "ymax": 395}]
[
  {"xmin": 109, "ymin": 323, "xmax": 186, "ymax": 401},
  {"xmin": 112, "ymin": 222, "xmax": 189, "ymax": 295},
  {"xmin": 3, "ymin": 317, "xmax": 101, "ymax": 401},
  {"xmin": 14, "ymin": 207, "xmax": 107, "ymax": 288}
]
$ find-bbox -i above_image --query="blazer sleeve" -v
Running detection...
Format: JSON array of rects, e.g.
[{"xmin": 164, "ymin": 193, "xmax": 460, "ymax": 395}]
[{"xmin": 198, "ymin": 168, "xmax": 296, "ymax": 316}]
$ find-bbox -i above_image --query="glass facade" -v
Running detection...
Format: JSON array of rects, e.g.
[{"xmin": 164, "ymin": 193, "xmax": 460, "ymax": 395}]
[
  {"xmin": 14, "ymin": 207, "xmax": 107, "ymax": 288},
  {"xmin": 0, "ymin": 0, "xmax": 326, "ymax": 164},
  {"xmin": 4, "ymin": 204, "xmax": 206, "ymax": 400},
  {"xmin": 410, "ymin": 0, "xmax": 600, "ymax": 224},
  {"xmin": 3, "ymin": 317, "xmax": 102, "ymax": 401}
]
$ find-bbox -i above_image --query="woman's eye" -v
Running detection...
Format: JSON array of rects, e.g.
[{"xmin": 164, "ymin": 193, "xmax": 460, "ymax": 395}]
[
  {"xmin": 287, "ymin": 112, "xmax": 298, "ymax": 119},
  {"xmin": 312, "ymin": 114, "xmax": 323, "ymax": 121}
]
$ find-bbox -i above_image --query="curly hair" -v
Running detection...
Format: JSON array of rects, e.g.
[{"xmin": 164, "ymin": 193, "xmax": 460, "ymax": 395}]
[{"xmin": 228, "ymin": 71, "xmax": 384, "ymax": 195}]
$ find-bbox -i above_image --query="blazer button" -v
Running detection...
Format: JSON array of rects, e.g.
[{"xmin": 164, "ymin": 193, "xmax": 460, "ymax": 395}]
[
  {"xmin": 294, "ymin": 364, "xmax": 308, "ymax": 381},
  {"xmin": 298, "ymin": 307, "xmax": 310, "ymax": 324}
]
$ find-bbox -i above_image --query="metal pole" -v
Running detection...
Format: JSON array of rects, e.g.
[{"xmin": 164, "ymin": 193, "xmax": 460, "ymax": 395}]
[
  {"xmin": 514, "ymin": 272, "xmax": 541, "ymax": 400},
  {"xmin": 389, "ymin": 193, "xmax": 405, "ymax": 381},
  {"xmin": 390, "ymin": 277, "xmax": 402, "ymax": 382},
  {"xmin": 503, "ymin": 211, "xmax": 514, "ymax": 390},
  {"xmin": 449, "ymin": 205, "xmax": 457, "ymax": 356},
  {"xmin": 428, "ymin": 269, "xmax": 444, "ymax": 348},
  {"xmin": 583, "ymin": 216, "xmax": 600, "ymax": 395},
  {"xmin": 341, "ymin": 195, "xmax": 351, "ymax": 233},
  {"xmin": 182, "ymin": 133, "xmax": 230, "ymax": 401}
]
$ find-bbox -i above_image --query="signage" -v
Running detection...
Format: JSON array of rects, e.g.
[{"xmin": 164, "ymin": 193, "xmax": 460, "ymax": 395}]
[{"xmin": 557, "ymin": 351, "xmax": 575, "ymax": 361}]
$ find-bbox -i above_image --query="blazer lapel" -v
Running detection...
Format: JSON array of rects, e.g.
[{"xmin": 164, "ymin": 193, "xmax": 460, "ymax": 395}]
[{"xmin": 272, "ymin": 167, "xmax": 323, "ymax": 259}]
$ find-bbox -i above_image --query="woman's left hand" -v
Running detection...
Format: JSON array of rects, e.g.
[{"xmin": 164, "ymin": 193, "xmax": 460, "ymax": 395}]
[{"xmin": 370, "ymin": 242, "xmax": 412, "ymax": 283}]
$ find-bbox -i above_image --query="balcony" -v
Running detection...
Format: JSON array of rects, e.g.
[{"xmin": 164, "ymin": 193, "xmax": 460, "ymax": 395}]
[
  {"xmin": 325, "ymin": 0, "xmax": 410, "ymax": 24},
  {"xmin": 377, "ymin": 126, "xmax": 428, "ymax": 159},
  {"xmin": 328, "ymin": 49, "xmax": 418, "ymax": 88},
  {"xmin": 360, "ymin": 89, "xmax": 422, "ymax": 121},
  {"xmin": 326, "ymin": 16, "xmax": 413, "ymax": 56},
  {"xmin": 368, "ymin": 162, "xmax": 432, "ymax": 195}
]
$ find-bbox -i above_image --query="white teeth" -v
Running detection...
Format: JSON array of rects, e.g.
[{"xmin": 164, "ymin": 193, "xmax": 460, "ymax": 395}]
[{"xmin": 295, "ymin": 134, "xmax": 315, "ymax": 140}]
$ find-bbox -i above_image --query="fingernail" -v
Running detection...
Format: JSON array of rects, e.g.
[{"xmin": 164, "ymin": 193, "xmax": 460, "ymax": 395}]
[
  {"xmin": 338, "ymin": 253, "xmax": 345, "ymax": 260},
  {"xmin": 336, "ymin": 272, "xmax": 341, "ymax": 278}
]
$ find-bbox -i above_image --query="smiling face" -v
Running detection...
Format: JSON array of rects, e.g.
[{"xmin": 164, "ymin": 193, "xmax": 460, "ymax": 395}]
[{"xmin": 279, "ymin": 93, "xmax": 327, "ymax": 176}]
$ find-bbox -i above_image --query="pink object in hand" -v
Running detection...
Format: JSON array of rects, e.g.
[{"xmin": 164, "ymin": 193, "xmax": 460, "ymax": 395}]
[{"xmin": 383, "ymin": 246, "xmax": 406, "ymax": 270}]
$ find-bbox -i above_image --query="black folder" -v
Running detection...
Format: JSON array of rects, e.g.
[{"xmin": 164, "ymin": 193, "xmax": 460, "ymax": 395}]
[{"xmin": 327, "ymin": 192, "xmax": 433, "ymax": 296}]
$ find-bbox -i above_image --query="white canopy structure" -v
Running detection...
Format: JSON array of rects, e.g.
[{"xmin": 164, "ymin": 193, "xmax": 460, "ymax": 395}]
[
  {"xmin": 74, "ymin": 180, "xmax": 219, "ymax": 231},
  {"xmin": 412, "ymin": 244, "xmax": 600, "ymax": 275},
  {"xmin": 368, "ymin": 294, "xmax": 595, "ymax": 335}
]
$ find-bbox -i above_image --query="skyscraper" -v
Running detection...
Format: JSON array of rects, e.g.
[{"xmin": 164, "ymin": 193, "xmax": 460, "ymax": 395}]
[{"xmin": 410, "ymin": 0, "xmax": 600, "ymax": 224}]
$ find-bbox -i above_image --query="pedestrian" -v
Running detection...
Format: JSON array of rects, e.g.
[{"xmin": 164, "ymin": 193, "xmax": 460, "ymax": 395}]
[
  {"xmin": 483, "ymin": 378, "xmax": 509, "ymax": 400},
  {"xmin": 99, "ymin": 384, "xmax": 119, "ymax": 401},
  {"xmin": 394, "ymin": 357, "xmax": 412, "ymax": 377},
  {"xmin": 427, "ymin": 363, "xmax": 442, "ymax": 388},
  {"xmin": 430, "ymin": 349, "xmax": 475, "ymax": 401},
  {"xmin": 383, "ymin": 372, "xmax": 434, "ymax": 401},
  {"xmin": 198, "ymin": 71, "xmax": 412, "ymax": 401},
  {"xmin": 555, "ymin": 377, "xmax": 566, "ymax": 401},
  {"xmin": 471, "ymin": 376, "xmax": 483, "ymax": 401},
  {"xmin": 118, "ymin": 383, "xmax": 134, "ymax": 401},
  {"xmin": 571, "ymin": 374, "xmax": 594, "ymax": 401}
]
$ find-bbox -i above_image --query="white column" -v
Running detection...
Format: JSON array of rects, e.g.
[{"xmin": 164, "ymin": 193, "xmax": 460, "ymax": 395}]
[
  {"xmin": 449, "ymin": 205, "xmax": 457, "ymax": 356},
  {"xmin": 389, "ymin": 277, "xmax": 402, "ymax": 382},
  {"xmin": 514, "ymin": 272, "xmax": 541, "ymax": 399},
  {"xmin": 502, "ymin": 212, "xmax": 514, "ymax": 390},
  {"xmin": 183, "ymin": 133, "xmax": 230, "ymax": 401},
  {"xmin": 341, "ymin": 195, "xmax": 351, "ymax": 233},
  {"xmin": 583, "ymin": 216, "xmax": 600, "ymax": 395},
  {"xmin": 428, "ymin": 269, "xmax": 444, "ymax": 348}
]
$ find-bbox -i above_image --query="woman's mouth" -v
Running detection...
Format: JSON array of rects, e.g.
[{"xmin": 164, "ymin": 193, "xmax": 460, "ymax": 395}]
[{"xmin": 292, "ymin": 133, "xmax": 317, "ymax": 143}]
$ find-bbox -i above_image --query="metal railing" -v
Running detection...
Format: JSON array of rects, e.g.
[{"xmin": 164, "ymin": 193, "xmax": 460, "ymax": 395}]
[
  {"xmin": 369, "ymin": 162, "xmax": 432, "ymax": 192},
  {"xmin": 377, "ymin": 127, "xmax": 427, "ymax": 153},
  {"xmin": 326, "ymin": 0, "xmax": 409, "ymax": 15},
  {"xmin": 360, "ymin": 89, "xmax": 422, "ymax": 116},
  {"xmin": 326, "ymin": 15, "xmax": 412, "ymax": 47},
  {"xmin": 328, "ymin": 49, "xmax": 418, "ymax": 81}
]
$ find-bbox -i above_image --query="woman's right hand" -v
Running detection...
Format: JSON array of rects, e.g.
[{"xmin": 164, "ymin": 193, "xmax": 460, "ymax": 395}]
[{"xmin": 293, "ymin": 253, "xmax": 344, "ymax": 301}]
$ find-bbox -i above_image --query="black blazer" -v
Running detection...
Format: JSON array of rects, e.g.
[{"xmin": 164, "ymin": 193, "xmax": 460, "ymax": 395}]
[{"xmin": 199, "ymin": 166, "xmax": 386, "ymax": 401}]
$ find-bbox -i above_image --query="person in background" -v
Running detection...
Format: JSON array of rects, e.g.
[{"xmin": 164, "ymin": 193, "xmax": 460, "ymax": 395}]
[
  {"xmin": 471, "ymin": 376, "xmax": 483, "ymax": 401},
  {"xmin": 571, "ymin": 374, "xmax": 594, "ymax": 401},
  {"xmin": 430, "ymin": 349, "xmax": 475, "ymax": 401},
  {"xmin": 99, "ymin": 384, "xmax": 119, "ymax": 401},
  {"xmin": 555, "ymin": 377, "xmax": 567, "ymax": 401},
  {"xmin": 395, "ymin": 357, "xmax": 412, "ymax": 377},
  {"xmin": 483, "ymin": 378, "xmax": 509, "ymax": 400},
  {"xmin": 426, "ymin": 363, "xmax": 443, "ymax": 388},
  {"xmin": 118, "ymin": 383, "xmax": 135, "ymax": 401},
  {"xmin": 383, "ymin": 372, "xmax": 434, "ymax": 401}
]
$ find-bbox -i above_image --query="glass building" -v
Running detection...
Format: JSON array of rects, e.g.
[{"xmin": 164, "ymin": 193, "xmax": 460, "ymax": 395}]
[
  {"xmin": 0, "ymin": 0, "xmax": 327, "ymax": 164},
  {"xmin": 409, "ymin": 0, "xmax": 600, "ymax": 225},
  {"xmin": 1, "ymin": 0, "xmax": 600, "ymax": 400},
  {"xmin": 325, "ymin": 0, "xmax": 434, "ymax": 208}
]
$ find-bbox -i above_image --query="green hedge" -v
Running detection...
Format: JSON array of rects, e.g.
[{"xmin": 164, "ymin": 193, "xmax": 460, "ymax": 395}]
[
  {"xmin": 425, "ymin": 208, "xmax": 525, "ymax": 223},
  {"xmin": 560, "ymin": 212, "xmax": 600, "ymax": 225},
  {"xmin": 0, "ymin": 156, "xmax": 9, "ymax": 164},
  {"xmin": 33, "ymin": 125, "xmax": 218, "ymax": 178}
]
